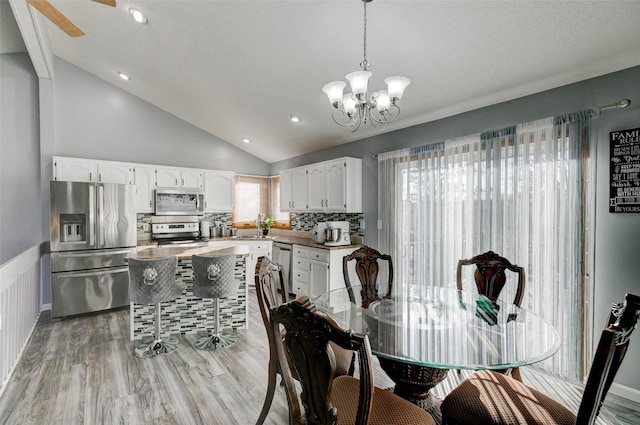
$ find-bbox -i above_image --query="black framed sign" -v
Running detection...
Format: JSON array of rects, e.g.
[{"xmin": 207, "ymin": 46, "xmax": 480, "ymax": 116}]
[{"xmin": 609, "ymin": 127, "xmax": 640, "ymax": 213}]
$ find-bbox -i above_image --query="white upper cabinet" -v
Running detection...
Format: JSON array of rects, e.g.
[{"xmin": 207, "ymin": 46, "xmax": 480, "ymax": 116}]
[
  {"xmin": 156, "ymin": 167, "xmax": 203, "ymax": 189},
  {"xmin": 133, "ymin": 165, "xmax": 156, "ymax": 213},
  {"xmin": 203, "ymin": 171, "xmax": 235, "ymax": 212},
  {"xmin": 306, "ymin": 165, "xmax": 325, "ymax": 211},
  {"xmin": 53, "ymin": 157, "xmax": 96, "ymax": 182},
  {"xmin": 53, "ymin": 157, "xmax": 134, "ymax": 185},
  {"xmin": 281, "ymin": 157, "xmax": 362, "ymax": 213},
  {"xmin": 280, "ymin": 167, "xmax": 308, "ymax": 212},
  {"xmin": 97, "ymin": 161, "xmax": 133, "ymax": 184}
]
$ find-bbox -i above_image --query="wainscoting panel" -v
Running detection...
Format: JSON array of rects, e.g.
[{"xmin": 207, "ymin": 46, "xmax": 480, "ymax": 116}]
[{"xmin": 0, "ymin": 245, "xmax": 42, "ymax": 397}]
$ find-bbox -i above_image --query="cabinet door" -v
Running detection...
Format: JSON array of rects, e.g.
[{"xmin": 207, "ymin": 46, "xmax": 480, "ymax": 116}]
[
  {"xmin": 204, "ymin": 172, "xmax": 235, "ymax": 212},
  {"xmin": 97, "ymin": 162, "xmax": 133, "ymax": 184},
  {"xmin": 156, "ymin": 167, "xmax": 181, "ymax": 188},
  {"xmin": 181, "ymin": 169, "xmax": 203, "ymax": 189},
  {"xmin": 279, "ymin": 170, "xmax": 293, "ymax": 211},
  {"xmin": 325, "ymin": 160, "xmax": 347, "ymax": 211},
  {"xmin": 309, "ymin": 258, "xmax": 329, "ymax": 299},
  {"xmin": 133, "ymin": 166, "xmax": 156, "ymax": 213},
  {"xmin": 307, "ymin": 165, "xmax": 326, "ymax": 211},
  {"xmin": 53, "ymin": 157, "xmax": 96, "ymax": 182},
  {"xmin": 292, "ymin": 168, "xmax": 307, "ymax": 211}
]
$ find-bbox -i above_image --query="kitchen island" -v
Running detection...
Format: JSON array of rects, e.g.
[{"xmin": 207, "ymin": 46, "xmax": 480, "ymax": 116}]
[{"xmin": 127, "ymin": 245, "xmax": 250, "ymax": 341}]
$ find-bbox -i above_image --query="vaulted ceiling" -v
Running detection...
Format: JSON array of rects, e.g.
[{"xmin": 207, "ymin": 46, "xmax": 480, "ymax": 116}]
[{"xmin": 5, "ymin": 0, "xmax": 640, "ymax": 163}]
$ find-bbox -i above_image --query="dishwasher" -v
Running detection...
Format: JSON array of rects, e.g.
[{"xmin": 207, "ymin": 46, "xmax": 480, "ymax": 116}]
[{"xmin": 272, "ymin": 242, "xmax": 293, "ymax": 295}]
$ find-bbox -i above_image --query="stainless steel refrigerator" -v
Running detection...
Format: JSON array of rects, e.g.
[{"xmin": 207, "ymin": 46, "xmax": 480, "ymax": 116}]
[{"xmin": 50, "ymin": 181, "xmax": 137, "ymax": 319}]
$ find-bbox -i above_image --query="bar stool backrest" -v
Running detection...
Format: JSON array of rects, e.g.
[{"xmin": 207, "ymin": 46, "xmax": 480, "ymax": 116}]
[
  {"xmin": 128, "ymin": 257, "xmax": 182, "ymax": 304},
  {"xmin": 192, "ymin": 254, "xmax": 238, "ymax": 299}
]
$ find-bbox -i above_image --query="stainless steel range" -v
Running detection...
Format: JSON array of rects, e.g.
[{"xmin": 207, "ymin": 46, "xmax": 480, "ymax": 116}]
[{"xmin": 151, "ymin": 215, "xmax": 207, "ymax": 246}]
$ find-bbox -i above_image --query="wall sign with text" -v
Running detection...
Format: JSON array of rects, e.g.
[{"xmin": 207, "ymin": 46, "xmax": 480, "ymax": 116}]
[{"xmin": 610, "ymin": 127, "xmax": 640, "ymax": 213}]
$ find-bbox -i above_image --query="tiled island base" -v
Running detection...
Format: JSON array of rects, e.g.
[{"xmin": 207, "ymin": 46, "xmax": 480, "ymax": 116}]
[{"xmin": 130, "ymin": 257, "xmax": 247, "ymax": 341}]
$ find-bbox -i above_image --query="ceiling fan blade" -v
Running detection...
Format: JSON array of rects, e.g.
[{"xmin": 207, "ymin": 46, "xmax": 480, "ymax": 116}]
[
  {"xmin": 27, "ymin": 0, "xmax": 85, "ymax": 37},
  {"xmin": 91, "ymin": 0, "xmax": 116, "ymax": 7}
]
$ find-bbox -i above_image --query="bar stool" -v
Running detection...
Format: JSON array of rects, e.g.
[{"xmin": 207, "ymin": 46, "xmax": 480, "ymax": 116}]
[
  {"xmin": 128, "ymin": 256, "xmax": 185, "ymax": 358},
  {"xmin": 192, "ymin": 254, "xmax": 239, "ymax": 350}
]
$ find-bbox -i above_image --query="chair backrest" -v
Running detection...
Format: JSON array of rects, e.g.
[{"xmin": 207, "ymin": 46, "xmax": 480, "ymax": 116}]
[
  {"xmin": 456, "ymin": 250, "xmax": 525, "ymax": 307},
  {"xmin": 343, "ymin": 245, "xmax": 394, "ymax": 308},
  {"xmin": 272, "ymin": 296, "xmax": 374, "ymax": 425},
  {"xmin": 128, "ymin": 256, "xmax": 182, "ymax": 304},
  {"xmin": 576, "ymin": 293, "xmax": 640, "ymax": 425},
  {"xmin": 255, "ymin": 257, "xmax": 302, "ymax": 422},
  {"xmin": 192, "ymin": 254, "xmax": 238, "ymax": 299}
]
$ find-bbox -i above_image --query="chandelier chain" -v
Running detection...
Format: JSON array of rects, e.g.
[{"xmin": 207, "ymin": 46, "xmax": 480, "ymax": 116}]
[{"xmin": 361, "ymin": 0, "xmax": 369, "ymax": 70}]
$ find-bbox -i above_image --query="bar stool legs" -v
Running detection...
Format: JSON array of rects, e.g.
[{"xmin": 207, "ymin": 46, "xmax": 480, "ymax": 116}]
[
  {"xmin": 192, "ymin": 254, "xmax": 239, "ymax": 351},
  {"xmin": 135, "ymin": 302, "xmax": 180, "ymax": 358},
  {"xmin": 195, "ymin": 298, "xmax": 237, "ymax": 350},
  {"xmin": 128, "ymin": 256, "xmax": 184, "ymax": 358}
]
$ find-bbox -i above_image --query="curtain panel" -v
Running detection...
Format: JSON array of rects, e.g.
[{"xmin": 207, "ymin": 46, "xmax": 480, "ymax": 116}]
[{"xmin": 377, "ymin": 110, "xmax": 597, "ymax": 381}]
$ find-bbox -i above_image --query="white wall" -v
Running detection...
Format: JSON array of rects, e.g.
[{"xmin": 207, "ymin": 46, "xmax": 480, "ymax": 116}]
[
  {"xmin": 51, "ymin": 57, "xmax": 270, "ymax": 176},
  {"xmin": 0, "ymin": 52, "xmax": 43, "ymax": 396}
]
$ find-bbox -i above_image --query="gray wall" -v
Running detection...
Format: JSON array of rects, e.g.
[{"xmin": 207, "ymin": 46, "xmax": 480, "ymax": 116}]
[
  {"xmin": 52, "ymin": 58, "xmax": 269, "ymax": 176},
  {"xmin": 0, "ymin": 53, "xmax": 42, "ymax": 264},
  {"xmin": 270, "ymin": 66, "xmax": 640, "ymax": 392}
]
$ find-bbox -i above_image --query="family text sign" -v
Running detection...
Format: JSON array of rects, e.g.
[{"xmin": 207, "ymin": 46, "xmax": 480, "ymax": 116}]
[{"xmin": 610, "ymin": 127, "xmax": 640, "ymax": 213}]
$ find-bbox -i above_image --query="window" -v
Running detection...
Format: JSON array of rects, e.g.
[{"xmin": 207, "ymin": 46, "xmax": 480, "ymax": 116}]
[
  {"xmin": 378, "ymin": 111, "xmax": 596, "ymax": 381},
  {"xmin": 233, "ymin": 176, "xmax": 268, "ymax": 228},
  {"xmin": 232, "ymin": 175, "xmax": 290, "ymax": 229},
  {"xmin": 269, "ymin": 176, "xmax": 290, "ymax": 229}
]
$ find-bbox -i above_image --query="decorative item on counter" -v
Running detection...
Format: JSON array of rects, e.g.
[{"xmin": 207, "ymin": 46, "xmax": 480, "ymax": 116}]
[{"xmin": 259, "ymin": 214, "xmax": 275, "ymax": 236}]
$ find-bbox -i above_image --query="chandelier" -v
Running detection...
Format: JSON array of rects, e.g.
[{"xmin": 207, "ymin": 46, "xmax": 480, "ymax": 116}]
[{"xmin": 322, "ymin": 0, "xmax": 410, "ymax": 132}]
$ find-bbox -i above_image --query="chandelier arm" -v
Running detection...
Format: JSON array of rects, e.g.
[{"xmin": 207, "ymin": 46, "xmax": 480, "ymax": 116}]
[
  {"xmin": 331, "ymin": 109, "xmax": 354, "ymax": 127},
  {"xmin": 370, "ymin": 104, "xmax": 401, "ymax": 125}
]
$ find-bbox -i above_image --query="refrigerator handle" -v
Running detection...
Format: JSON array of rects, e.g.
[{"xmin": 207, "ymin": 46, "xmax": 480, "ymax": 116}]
[
  {"xmin": 89, "ymin": 184, "xmax": 96, "ymax": 247},
  {"xmin": 98, "ymin": 185, "xmax": 105, "ymax": 246}
]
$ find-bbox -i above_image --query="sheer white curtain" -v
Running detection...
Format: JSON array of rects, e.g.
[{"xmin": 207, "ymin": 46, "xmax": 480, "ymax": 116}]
[{"xmin": 378, "ymin": 111, "xmax": 596, "ymax": 380}]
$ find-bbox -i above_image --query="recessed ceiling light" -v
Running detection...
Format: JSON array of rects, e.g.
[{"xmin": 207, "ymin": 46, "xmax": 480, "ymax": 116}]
[
  {"xmin": 129, "ymin": 8, "xmax": 148, "ymax": 24},
  {"xmin": 289, "ymin": 115, "xmax": 301, "ymax": 123},
  {"xmin": 242, "ymin": 138, "xmax": 251, "ymax": 144},
  {"xmin": 117, "ymin": 71, "xmax": 130, "ymax": 81}
]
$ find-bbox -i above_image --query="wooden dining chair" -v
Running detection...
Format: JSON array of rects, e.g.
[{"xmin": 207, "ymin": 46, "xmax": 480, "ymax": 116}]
[
  {"xmin": 343, "ymin": 245, "xmax": 394, "ymax": 308},
  {"xmin": 456, "ymin": 250, "xmax": 526, "ymax": 380},
  {"xmin": 441, "ymin": 292, "xmax": 640, "ymax": 425},
  {"xmin": 456, "ymin": 250, "xmax": 526, "ymax": 307},
  {"xmin": 272, "ymin": 296, "xmax": 437, "ymax": 425},
  {"xmin": 254, "ymin": 257, "xmax": 354, "ymax": 425}
]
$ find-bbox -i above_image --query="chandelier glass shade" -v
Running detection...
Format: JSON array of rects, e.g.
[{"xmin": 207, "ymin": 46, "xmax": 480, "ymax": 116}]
[{"xmin": 322, "ymin": 0, "xmax": 410, "ymax": 132}]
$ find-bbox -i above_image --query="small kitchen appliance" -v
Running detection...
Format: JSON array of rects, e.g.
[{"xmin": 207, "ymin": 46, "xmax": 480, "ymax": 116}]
[
  {"xmin": 313, "ymin": 222, "xmax": 327, "ymax": 244},
  {"xmin": 324, "ymin": 221, "xmax": 351, "ymax": 246},
  {"xmin": 154, "ymin": 188, "xmax": 204, "ymax": 216}
]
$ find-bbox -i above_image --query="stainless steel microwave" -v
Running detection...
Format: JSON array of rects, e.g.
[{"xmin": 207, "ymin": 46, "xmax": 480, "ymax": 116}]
[{"xmin": 154, "ymin": 188, "xmax": 204, "ymax": 216}]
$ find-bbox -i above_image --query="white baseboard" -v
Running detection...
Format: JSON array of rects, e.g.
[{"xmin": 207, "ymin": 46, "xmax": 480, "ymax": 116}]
[{"xmin": 610, "ymin": 382, "xmax": 640, "ymax": 405}]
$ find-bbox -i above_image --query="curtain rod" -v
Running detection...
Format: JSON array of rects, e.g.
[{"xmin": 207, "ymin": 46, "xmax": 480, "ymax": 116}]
[
  {"xmin": 599, "ymin": 98, "xmax": 631, "ymax": 112},
  {"xmin": 371, "ymin": 99, "xmax": 632, "ymax": 159}
]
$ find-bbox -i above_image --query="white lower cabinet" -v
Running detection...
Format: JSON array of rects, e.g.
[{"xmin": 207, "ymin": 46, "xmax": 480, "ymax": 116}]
[
  {"xmin": 292, "ymin": 245, "xmax": 358, "ymax": 300},
  {"xmin": 208, "ymin": 240, "xmax": 272, "ymax": 289}
]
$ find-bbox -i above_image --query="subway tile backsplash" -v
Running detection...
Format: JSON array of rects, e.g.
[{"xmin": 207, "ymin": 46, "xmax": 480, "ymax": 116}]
[{"xmin": 137, "ymin": 212, "xmax": 364, "ymax": 238}]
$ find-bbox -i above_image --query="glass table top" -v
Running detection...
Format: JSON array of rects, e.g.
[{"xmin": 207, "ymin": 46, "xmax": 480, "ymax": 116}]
[{"xmin": 313, "ymin": 286, "xmax": 561, "ymax": 370}]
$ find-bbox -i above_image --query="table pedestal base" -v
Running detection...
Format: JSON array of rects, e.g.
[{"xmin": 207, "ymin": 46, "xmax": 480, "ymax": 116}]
[{"xmin": 378, "ymin": 358, "xmax": 448, "ymax": 425}]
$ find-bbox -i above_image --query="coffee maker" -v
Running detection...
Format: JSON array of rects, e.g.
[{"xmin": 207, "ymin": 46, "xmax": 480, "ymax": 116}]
[{"xmin": 324, "ymin": 221, "xmax": 351, "ymax": 246}]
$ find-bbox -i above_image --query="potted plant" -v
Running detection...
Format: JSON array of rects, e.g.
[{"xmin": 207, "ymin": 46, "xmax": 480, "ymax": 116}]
[{"xmin": 260, "ymin": 216, "xmax": 275, "ymax": 236}]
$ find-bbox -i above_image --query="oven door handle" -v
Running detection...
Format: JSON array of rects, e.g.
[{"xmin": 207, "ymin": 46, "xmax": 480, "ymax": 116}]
[{"xmin": 55, "ymin": 266, "xmax": 129, "ymax": 279}]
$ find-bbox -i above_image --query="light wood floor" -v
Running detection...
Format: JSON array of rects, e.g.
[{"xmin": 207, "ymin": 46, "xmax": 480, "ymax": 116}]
[{"xmin": 1, "ymin": 289, "xmax": 639, "ymax": 425}]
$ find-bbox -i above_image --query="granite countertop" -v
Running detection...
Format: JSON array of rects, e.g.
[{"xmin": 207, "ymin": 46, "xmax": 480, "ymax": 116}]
[
  {"xmin": 128, "ymin": 245, "xmax": 250, "ymax": 261},
  {"xmin": 136, "ymin": 234, "xmax": 361, "ymax": 251}
]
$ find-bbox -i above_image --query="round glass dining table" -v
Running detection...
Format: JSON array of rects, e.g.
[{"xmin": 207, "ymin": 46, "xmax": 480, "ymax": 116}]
[{"xmin": 313, "ymin": 285, "xmax": 561, "ymax": 422}]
